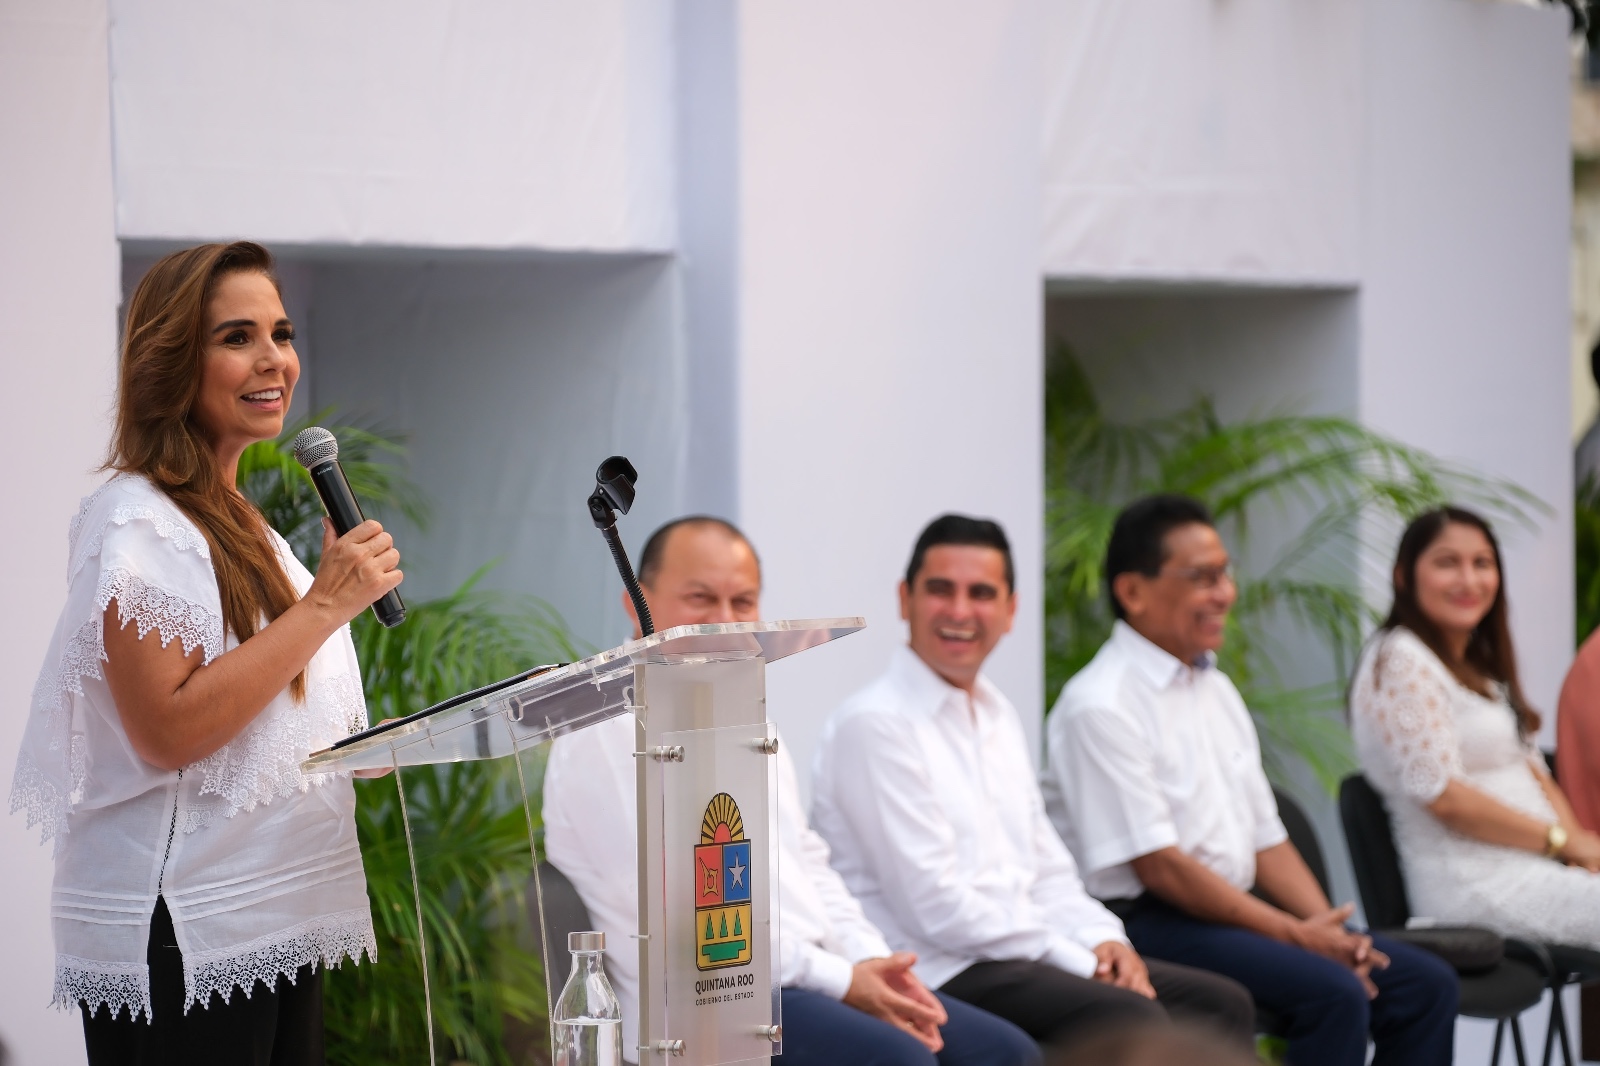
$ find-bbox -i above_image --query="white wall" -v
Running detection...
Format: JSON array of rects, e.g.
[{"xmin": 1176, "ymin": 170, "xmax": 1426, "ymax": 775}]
[
  {"xmin": 109, "ymin": 0, "xmax": 676, "ymax": 253},
  {"xmin": 1046, "ymin": 287, "xmax": 1360, "ymax": 423},
  {"xmin": 1360, "ymin": 0, "xmax": 1572, "ymax": 727},
  {"xmin": 1041, "ymin": 1, "xmax": 1363, "ymax": 286},
  {"xmin": 306, "ymin": 253, "xmax": 688, "ymax": 653},
  {"xmin": 735, "ymin": 0, "xmax": 1048, "ymax": 789},
  {"xmin": 0, "ymin": 1, "xmax": 117, "ymax": 1061}
]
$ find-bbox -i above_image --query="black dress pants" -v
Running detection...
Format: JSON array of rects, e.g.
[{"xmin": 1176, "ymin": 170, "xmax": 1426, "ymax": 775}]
[
  {"xmin": 81, "ymin": 897, "xmax": 325, "ymax": 1066},
  {"xmin": 940, "ymin": 956, "xmax": 1256, "ymax": 1052}
]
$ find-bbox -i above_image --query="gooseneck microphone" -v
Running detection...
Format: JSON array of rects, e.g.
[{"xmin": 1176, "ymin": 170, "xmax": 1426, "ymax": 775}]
[
  {"xmin": 291, "ymin": 427, "xmax": 407, "ymax": 629},
  {"xmin": 588, "ymin": 456, "xmax": 653, "ymax": 637}
]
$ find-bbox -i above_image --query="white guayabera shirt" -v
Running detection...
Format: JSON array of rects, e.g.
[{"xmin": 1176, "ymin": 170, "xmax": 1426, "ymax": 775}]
[
  {"xmin": 810, "ymin": 646, "xmax": 1130, "ymax": 990},
  {"xmin": 1042, "ymin": 622, "xmax": 1288, "ymax": 903},
  {"xmin": 9, "ymin": 475, "xmax": 376, "ymax": 1023}
]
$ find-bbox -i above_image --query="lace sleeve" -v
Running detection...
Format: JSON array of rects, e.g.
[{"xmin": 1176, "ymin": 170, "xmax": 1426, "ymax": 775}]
[
  {"xmin": 11, "ymin": 478, "xmax": 225, "ymax": 847},
  {"xmin": 94, "ymin": 502, "xmax": 226, "ymax": 664},
  {"xmin": 1353, "ymin": 632, "xmax": 1463, "ymax": 802}
]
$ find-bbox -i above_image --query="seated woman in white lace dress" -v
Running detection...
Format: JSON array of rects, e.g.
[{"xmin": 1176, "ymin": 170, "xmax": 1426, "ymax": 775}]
[
  {"xmin": 9, "ymin": 242, "xmax": 404, "ymax": 1064},
  {"xmin": 1350, "ymin": 506, "xmax": 1600, "ymax": 948}
]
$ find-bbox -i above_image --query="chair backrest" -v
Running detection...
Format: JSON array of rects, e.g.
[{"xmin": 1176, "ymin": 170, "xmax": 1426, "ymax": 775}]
[
  {"xmin": 1272, "ymin": 785, "xmax": 1331, "ymax": 898},
  {"xmin": 1338, "ymin": 774, "xmax": 1412, "ymax": 930},
  {"xmin": 529, "ymin": 861, "xmax": 596, "ymax": 985}
]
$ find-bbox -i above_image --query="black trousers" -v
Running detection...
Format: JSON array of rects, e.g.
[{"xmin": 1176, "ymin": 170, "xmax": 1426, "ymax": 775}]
[
  {"xmin": 940, "ymin": 956, "xmax": 1256, "ymax": 1052},
  {"xmin": 81, "ymin": 897, "xmax": 325, "ymax": 1066}
]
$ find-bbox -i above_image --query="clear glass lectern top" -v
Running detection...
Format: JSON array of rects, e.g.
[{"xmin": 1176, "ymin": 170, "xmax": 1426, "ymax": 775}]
[{"xmin": 301, "ymin": 618, "xmax": 865, "ymax": 774}]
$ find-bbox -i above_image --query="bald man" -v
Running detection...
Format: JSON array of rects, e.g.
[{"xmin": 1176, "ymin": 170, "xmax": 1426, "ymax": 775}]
[{"xmin": 543, "ymin": 517, "xmax": 1040, "ymax": 1066}]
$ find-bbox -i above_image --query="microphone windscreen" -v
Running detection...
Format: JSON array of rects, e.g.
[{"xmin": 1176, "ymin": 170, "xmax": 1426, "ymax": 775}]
[{"xmin": 291, "ymin": 427, "xmax": 338, "ymax": 470}]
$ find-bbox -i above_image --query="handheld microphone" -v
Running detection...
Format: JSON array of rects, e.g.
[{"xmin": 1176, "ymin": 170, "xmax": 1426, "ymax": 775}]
[{"xmin": 291, "ymin": 427, "xmax": 407, "ymax": 629}]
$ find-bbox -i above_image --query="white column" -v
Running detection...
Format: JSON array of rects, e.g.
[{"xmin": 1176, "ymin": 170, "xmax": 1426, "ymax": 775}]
[
  {"xmin": 1359, "ymin": 0, "xmax": 1572, "ymax": 725},
  {"xmin": 733, "ymin": 0, "xmax": 1048, "ymax": 783},
  {"xmin": 0, "ymin": 0, "xmax": 119, "ymax": 1060}
]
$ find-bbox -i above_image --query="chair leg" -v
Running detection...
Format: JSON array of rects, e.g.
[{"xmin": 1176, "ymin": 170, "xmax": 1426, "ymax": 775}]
[
  {"xmin": 1493, "ymin": 1017, "xmax": 1508, "ymax": 1066},
  {"xmin": 1516, "ymin": 1015, "xmax": 1532, "ymax": 1066},
  {"xmin": 1545, "ymin": 992, "xmax": 1557, "ymax": 1066},
  {"xmin": 1555, "ymin": 982, "xmax": 1577, "ymax": 1066},
  {"xmin": 1544, "ymin": 979, "xmax": 1577, "ymax": 1066}
]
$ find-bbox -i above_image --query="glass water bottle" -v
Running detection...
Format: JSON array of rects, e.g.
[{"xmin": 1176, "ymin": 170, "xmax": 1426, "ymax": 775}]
[{"xmin": 553, "ymin": 930, "xmax": 623, "ymax": 1066}]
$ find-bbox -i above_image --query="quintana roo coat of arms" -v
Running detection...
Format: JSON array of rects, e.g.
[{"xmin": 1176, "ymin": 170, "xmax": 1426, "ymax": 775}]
[{"xmin": 694, "ymin": 792, "xmax": 754, "ymax": 971}]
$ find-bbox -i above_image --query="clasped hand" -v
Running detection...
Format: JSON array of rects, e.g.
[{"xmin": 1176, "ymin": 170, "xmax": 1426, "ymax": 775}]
[
  {"xmin": 1558, "ymin": 827, "xmax": 1600, "ymax": 872},
  {"xmin": 1091, "ymin": 940, "xmax": 1155, "ymax": 998},
  {"xmin": 1293, "ymin": 902, "xmax": 1389, "ymax": 999},
  {"xmin": 844, "ymin": 952, "xmax": 948, "ymax": 1052}
]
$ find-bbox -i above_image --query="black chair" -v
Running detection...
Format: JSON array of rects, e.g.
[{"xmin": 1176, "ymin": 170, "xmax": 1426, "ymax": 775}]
[
  {"xmin": 528, "ymin": 861, "xmax": 598, "ymax": 992},
  {"xmin": 1248, "ymin": 787, "xmax": 1327, "ymax": 1041},
  {"xmin": 1272, "ymin": 785, "xmax": 1331, "ymax": 897},
  {"xmin": 1339, "ymin": 774, "xmax": 1561, "ymax": 1066}
]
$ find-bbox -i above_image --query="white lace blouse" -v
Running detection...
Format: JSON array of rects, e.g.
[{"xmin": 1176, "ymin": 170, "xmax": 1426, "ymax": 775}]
[
  {"xmin": 8, "ymin": 475, "xmax": 376, "ymax": 1021},
  {"xmin": 1350, "ymin": 627, "xmax": 1600, "ymax": 947}
]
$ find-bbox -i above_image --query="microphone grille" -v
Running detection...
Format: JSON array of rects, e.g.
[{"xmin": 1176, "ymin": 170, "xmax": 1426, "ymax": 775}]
[{"xmin": 291, "ymin": 427, "xmax": 338, "ymax": 469}]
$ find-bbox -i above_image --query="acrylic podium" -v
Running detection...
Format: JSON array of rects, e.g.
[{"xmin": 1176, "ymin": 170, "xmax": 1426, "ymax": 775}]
[{"xmin": 303, "ymin": 617, "xmax": 864, "ymax": 1066}]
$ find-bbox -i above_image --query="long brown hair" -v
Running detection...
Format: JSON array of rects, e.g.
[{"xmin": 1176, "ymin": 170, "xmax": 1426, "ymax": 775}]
[
  {"xmin": 109, "ymin": 241, "xmax": 305, "ymax": 700},
  {"xmin": 1378, "ymin": 506, "xmax": 1537, "ymax": 736}
]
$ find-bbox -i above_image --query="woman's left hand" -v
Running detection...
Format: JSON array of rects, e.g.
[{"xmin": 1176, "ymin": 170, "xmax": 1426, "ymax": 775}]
[{"xmin": 352, "ymin": 718, "xmax": 400, "ymax": 778}]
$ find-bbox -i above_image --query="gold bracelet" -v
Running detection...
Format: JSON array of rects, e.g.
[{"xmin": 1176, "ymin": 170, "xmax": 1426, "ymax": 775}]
[{"xmin": 1545, "ymin": 823, "xmax": 1569, "ymax": 859}]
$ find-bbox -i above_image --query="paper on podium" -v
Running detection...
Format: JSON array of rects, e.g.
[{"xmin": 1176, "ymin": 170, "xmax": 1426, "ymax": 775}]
[{"xmin": 301, "ymin": 618, "xmax": 865, "ymax": 774}]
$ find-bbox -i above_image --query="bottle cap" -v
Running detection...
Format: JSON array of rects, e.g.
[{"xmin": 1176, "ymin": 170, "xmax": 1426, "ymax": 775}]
[{"xmin": 569, "ymin": 930, "xmax": 605, "ymax": 952}]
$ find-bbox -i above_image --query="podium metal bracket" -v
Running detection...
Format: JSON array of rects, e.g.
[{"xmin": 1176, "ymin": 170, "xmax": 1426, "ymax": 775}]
[{"xmin": 644, "ymin": 1039, "xmax": 686, "ymax": 1057}]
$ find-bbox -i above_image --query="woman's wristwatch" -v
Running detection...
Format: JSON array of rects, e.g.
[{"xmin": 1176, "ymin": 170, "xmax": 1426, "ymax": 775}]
[{"xmin": 1545, "ymin": 823, "xmax": 1569, "ymax": 859}]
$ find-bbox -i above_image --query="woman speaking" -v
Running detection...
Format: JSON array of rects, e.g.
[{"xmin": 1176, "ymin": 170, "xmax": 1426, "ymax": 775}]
[{"xmin": 9, "ymin": 242, "xmax": 401, "ymax": 1063}]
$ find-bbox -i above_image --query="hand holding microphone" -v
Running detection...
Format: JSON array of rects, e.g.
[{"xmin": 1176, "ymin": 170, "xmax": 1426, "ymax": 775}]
[{"xmin": 292, "ymin": 427, "xmax": 407, "ymax": 628}]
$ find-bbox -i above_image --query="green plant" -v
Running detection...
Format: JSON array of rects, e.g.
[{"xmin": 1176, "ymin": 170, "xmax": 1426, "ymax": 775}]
[
  {"xmin": 1577, "ymin": 476, "xmax": 1600, "ymax": 645},
  {"xmin": 239, "ymin": 416, "xmax": 579, "ymax": 1066},
  {"xmin": 1044, "ymin": 345, "xmax": 1541, "ymax": 790}
]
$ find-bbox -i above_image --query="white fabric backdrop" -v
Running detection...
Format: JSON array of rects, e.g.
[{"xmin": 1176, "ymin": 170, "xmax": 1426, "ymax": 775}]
[
  {"xmin": 1041, "ymin": 0, "xmax": 1362, "ymax": 286},
  {"xmin": 109, "ymin": 0, "xmax": 675, "ymax": 253}
]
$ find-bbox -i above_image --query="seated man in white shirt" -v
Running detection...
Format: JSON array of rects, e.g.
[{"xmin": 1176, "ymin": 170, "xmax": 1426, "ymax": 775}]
[
  {"xmin": 810, "ymin": 514, "xmax": 1255, "ymax": 1053},
  {"xmin": 543, "ymin": 516, "xmax": 1040, "ymax": 1066},
  {"xmin": 1043, "ymin": 494, "xmax": 1458, "ymax": 1066}
]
